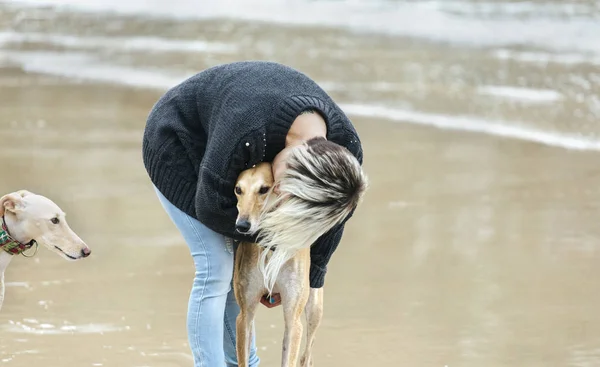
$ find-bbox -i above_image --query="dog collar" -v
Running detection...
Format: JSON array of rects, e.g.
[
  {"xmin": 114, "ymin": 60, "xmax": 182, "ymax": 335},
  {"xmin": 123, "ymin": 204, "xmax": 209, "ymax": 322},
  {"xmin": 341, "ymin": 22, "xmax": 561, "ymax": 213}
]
[{"xmin": 0, "ymin": 216, "xmax": 37, "ymax": 255}]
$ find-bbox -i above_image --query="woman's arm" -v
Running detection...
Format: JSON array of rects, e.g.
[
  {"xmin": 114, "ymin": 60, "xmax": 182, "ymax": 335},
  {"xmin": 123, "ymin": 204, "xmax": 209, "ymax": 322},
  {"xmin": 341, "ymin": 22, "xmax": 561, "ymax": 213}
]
[
  {"xmin": 308, "ymin": 208, "xmax": 355, "ymax": 288},
  {"xmin": 309, "ymin": 128, "xmax": 364, "ymax": 288}
]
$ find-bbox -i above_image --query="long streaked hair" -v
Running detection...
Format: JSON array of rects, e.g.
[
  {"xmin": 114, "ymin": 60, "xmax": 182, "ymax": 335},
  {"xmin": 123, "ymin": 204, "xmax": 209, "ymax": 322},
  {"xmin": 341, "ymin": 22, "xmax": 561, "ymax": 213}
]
[{"xmin": 257, "ymin": 137, "xmax": 367, "ymax": 294}]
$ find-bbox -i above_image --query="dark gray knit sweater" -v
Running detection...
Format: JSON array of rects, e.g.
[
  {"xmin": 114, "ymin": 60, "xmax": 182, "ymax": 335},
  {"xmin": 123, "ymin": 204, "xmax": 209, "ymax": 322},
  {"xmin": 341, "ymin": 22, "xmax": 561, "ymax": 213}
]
[{"xmin": 142, "ymin": 61, "xmax": 363, "ymax": 288}]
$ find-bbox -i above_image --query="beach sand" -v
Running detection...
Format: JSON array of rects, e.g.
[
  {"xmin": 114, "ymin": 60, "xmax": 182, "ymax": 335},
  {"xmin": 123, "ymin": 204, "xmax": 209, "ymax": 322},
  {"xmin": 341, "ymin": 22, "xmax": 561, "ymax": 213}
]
[
  {"xmin": 1, "ymin": 2, "xmax": 600, "ymax": 366},
  {"xmin": 1, "ymin": 68, "xmax": 600, "ymax": 366}
]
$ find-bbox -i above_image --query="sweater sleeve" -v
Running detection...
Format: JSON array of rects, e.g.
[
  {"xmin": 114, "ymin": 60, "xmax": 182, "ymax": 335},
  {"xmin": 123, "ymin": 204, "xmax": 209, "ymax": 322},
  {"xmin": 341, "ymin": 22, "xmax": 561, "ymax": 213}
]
[{"xmin": 309, "ymin": 209, "xmax": 354, "ymax": 288}]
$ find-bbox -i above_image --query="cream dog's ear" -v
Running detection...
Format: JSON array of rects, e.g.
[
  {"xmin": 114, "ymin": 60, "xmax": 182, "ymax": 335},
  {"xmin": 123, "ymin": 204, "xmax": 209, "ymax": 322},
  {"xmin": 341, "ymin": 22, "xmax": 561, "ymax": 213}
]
[
  {"xmin": 16, "ymin": 190, "xmax": 33, "ymax": 198},
  {"xmin": 0, "ymin": 193, "xmax": 24, "ymax": 217}
]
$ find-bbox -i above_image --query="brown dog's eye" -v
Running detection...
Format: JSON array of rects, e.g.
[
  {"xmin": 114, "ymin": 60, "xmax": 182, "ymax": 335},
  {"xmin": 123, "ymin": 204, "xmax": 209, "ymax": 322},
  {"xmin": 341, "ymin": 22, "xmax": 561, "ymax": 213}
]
[
  {"xmin": 51, "ymin": 217, "xmax": 60, "ymax": 225},
  {"xmin": 258, "ymin": 186, "xmax": 270, "ymax": 195},
  {"xmin": 235, "ymin": 186, "xmax": 242, "ymax": 195}
]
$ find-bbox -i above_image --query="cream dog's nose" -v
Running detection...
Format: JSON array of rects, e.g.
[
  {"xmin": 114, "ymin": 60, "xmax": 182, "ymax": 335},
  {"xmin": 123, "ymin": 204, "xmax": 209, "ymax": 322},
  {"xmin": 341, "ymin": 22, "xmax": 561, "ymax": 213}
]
[{"xmin": 81, "ymin": 247, "xmax": 91, "ymax": 258}]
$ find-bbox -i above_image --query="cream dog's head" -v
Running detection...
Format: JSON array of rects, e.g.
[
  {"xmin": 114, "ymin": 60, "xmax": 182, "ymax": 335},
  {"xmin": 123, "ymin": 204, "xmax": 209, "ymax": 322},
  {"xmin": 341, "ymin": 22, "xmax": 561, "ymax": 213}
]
[{"xmin": 0, "ymin": 190, "xmax": 91, "ymax": 260}]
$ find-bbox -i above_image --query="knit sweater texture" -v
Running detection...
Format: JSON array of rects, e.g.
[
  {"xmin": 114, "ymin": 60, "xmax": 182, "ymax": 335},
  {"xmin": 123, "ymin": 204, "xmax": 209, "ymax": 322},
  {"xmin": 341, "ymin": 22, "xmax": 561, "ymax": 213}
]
[{"xmin": 142, "ymin": 61, "xmax": 363, "ymax": 288}]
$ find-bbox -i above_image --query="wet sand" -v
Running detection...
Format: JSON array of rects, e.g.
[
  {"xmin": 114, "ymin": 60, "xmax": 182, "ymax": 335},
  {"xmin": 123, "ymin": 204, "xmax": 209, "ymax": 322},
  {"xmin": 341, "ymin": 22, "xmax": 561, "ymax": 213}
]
[
  {"xmin": 1, "ymin": 68, "xmax": 600, "ymax": 366},
  {"xmin": 1, "ymin": 2, "xmax": 600, "ymax": 366}
]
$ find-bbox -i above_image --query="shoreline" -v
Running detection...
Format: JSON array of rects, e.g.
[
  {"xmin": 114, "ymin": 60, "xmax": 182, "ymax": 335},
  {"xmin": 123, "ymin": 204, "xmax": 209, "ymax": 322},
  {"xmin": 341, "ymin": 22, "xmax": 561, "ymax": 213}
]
[{"xmin": 4, "ymin": 65, "xmax": 600, "ymax": 154}]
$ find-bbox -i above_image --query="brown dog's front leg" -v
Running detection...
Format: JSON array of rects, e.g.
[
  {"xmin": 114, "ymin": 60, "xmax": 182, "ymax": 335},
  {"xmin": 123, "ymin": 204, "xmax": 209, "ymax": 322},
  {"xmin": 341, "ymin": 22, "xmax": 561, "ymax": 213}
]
[
  {"xmin": 281, "ymin": 282, "xmax": 309, "ymax": 367},
  {"xmin": 300, "ymin": 288, "xmax": 324, "ymax": 367},
  {"xmin": 282, "ymin": 310, "xmax": 304, "ymax": 367},
  {"xmin": 236, "ymin": 309, "xmax": 254, "ymax": 367},
  {"xmin": 234, "ymin": 243, "xmax": 263, "ymax": 367}
]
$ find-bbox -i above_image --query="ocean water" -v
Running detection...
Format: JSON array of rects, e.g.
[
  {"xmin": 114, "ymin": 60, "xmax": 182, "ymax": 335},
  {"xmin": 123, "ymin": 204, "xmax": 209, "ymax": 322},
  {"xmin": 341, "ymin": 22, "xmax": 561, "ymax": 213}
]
[
  {"xmin": 3, "ymin": 0, "xmax": 600, "ymax": 52},
  {"xmin": 1, "ymin": 0, "xmax": 600, "ymax": 150},
  {"xmin": 4, "ymin": 0, "xmax": 600, "ymax": 53}
]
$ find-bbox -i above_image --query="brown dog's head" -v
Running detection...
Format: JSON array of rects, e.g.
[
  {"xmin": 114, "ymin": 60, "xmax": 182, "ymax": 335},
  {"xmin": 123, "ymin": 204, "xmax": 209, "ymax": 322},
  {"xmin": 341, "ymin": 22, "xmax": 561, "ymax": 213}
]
[{"xmin": 234, "ymin": 162, "xmax": 274, "ymax": 235}]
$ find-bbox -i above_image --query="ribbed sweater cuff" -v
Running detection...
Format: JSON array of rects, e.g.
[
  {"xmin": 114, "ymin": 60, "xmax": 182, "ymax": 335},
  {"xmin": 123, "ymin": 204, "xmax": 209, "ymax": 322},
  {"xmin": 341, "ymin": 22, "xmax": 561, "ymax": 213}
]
[
  {"xmin": 267, "ymin": 95, "xmax": 341, "ymax": 160},
  {"xmin": 309, "ymin": 263, "xmax": 326, "ymax": 288},
  {"xmin": 274, "ymin": 95, "xmax": 330, "ymax": 130}
]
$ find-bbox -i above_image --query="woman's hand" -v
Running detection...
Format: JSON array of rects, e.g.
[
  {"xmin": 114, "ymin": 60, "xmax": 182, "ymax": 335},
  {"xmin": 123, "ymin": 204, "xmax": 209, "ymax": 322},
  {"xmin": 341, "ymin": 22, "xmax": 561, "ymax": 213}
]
[{"xmin": 260, "ymin": 293, "xmax": 281, "ymax": 308}]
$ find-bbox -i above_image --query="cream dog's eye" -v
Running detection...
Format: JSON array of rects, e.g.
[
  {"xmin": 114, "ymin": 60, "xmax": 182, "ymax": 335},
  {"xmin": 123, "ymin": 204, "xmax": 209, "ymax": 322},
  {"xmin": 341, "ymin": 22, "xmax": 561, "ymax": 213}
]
[
  {"xmin": 51, "ymin": 217, "xmax": 60, "ymax": 225},
  {"xmin": 235, "ymin": 186, "xmax": 242, "ymax": 195},
  {"xmin": 258, "ymin": 186, "xmax": 270, "ymax": 195}
]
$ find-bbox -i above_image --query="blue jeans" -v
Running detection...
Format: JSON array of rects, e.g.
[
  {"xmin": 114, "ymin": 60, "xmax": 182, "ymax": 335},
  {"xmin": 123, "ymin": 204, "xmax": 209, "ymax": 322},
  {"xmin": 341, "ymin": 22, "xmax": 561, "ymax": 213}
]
[{"xmin": 154, "ymin": 187, "xmax": 260, "ymax": 367}]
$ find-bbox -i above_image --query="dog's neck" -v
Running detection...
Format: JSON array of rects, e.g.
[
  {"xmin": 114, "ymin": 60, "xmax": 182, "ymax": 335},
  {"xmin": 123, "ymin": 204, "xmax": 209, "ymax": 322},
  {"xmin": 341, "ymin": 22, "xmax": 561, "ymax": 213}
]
[
  {"xmin": 0, "ymin": 215, "xmax": 36, "ymax": 311},
  {"xmin": 0, "ymin": 250, "xmax": 13, "ymax": 271},
  {"xmin": 0, "ymin": 250, "xmax": 12, "ymax": 311},
  {"xmin": 0, "ymin": 217, "xmax": 19, "ymax": 311},
  {"xmin": 0, "ymin": 215, "xmax": 25, "ymax": 311},
  {"xmin": 0, "ymin": 216, "xmax": 35, "ymax": 256},
  {"xmin": 2, "ymin": 214, "xmax": 30, "ymax": 243}
]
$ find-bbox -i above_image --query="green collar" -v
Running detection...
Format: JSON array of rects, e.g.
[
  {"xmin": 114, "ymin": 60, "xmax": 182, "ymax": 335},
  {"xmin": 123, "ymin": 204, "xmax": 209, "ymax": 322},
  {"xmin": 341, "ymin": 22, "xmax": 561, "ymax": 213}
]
[{"xmin": 0, "ymin": 216, "xmax": 37, "ymax": 256}]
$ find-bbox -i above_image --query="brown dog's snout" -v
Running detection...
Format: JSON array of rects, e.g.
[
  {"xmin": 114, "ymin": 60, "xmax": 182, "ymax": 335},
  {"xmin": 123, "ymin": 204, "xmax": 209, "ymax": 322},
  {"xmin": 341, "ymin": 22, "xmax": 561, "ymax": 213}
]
[
  {"xmin": 235, "ymin": 218, "xmax": 251, "ymax": 234},
  {"xmin": 81, "ymin": 247, "xmax": 91, "ymax": 258}
]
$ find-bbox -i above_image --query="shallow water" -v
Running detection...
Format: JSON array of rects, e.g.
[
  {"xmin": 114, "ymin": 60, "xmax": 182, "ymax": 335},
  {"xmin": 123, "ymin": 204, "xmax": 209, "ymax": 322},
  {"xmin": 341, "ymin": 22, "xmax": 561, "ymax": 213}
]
[{"xmin": 1, "ymin": 1, "xmax": 600, "ymax": 366}]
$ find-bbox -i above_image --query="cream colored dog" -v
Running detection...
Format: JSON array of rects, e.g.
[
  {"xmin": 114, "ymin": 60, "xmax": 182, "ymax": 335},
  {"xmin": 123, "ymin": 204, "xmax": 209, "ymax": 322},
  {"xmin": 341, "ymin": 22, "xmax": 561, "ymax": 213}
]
[
  {"xmin": 0, "ymin": 190, "xmax": 91, "ymax": 311},
  {"xmin": 233, "ymin": 163, "xmax": 323, "ymax": 367}
]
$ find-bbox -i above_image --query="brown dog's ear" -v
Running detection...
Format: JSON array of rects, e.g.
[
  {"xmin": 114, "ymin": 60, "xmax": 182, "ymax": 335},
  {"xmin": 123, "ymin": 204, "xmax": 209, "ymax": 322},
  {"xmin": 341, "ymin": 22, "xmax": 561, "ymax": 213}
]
[
  {"xmin": 272, "ymin": 182, "xmax": 281, "ymax": 195},
  {"xmin": 0, "ymin": 193, "xmax": 24, "ymax": 217}
]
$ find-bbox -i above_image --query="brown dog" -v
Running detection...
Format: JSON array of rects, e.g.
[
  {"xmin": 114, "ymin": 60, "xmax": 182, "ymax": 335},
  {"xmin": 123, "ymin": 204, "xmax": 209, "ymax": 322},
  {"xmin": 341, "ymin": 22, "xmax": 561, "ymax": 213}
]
[{"xmin": 233, "ymin": 162, "xmax": 323, "ymax": 367}]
